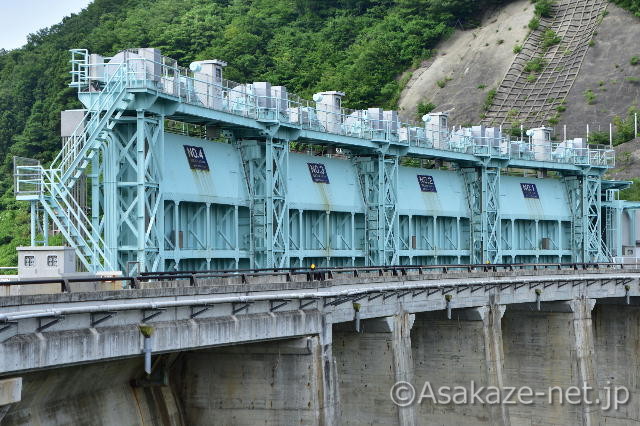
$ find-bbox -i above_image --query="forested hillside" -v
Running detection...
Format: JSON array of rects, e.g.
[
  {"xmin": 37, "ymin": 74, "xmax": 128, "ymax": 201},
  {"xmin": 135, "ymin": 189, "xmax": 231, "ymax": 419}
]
[{"xmin": 0, "ymin": 0, "xmax": 511, "ymax": 266}]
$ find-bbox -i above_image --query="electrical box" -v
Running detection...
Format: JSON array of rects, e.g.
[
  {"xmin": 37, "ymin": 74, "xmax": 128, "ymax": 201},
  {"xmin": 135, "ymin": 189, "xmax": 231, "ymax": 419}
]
[
  {"xmin": 140, "ymin": 48, "xmax": 161, "ymax": 82},
  {"xmin": 17, "ymin": 246, "xmax": 76, "ymax": 279},
  {"xmin": 272, "ymin": 86, "xmax": 288, "ymax": 115},
  {"xmin": 190, "ymin": 59, "xmax": 227, "ymax": 109},
  {"xmin": 253, "ymin": 82, "xmax": 272, "ymax": 111},
  {"xmin": 61, "ymin": 109, "xmax": 86, "ymax": 138},
  {"xmin": 368, "ymin": 108, "xmax": 384, "ymax": 131},
  {"xmin": 314, "ymin": 91, "xmax": 344, "ymax": 134},
  {"xmin": 383, "ymin": 110, "xmax": 399, "ymax": 133}
]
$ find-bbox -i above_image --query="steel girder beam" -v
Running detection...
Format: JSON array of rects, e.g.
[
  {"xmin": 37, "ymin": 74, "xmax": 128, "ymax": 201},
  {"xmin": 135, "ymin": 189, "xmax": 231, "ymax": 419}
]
[
  {"xmin": 239, "ymin": 137, "xmax": 289, "ymax": 268},
  {"xmin": 354, "ymin": 154, "xmax": 399, "ymax": 266},
  {"xmin": 462, "ymin": 167, "xmax": 501, "ymax": 264}
]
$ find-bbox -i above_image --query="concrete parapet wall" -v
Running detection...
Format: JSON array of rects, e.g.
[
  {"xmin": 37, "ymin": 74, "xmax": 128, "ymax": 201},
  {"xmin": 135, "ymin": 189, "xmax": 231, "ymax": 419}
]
[{"xmin": 0, "ymin": 310, "xmax": 322, "ymax": 374}]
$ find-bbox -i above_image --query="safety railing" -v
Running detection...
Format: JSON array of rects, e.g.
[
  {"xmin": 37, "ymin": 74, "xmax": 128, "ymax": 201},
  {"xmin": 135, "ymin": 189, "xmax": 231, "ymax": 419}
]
[
  {"xmin": 14, "ymin": 158, "xmax": 42, "ymax": 197},
  {"xmin": 52, "ymin": 61, "xmax": 129, "ymax": 179},
  {"xmin": 74, "ymin": 50, "xmax": 616, "ymax": 168},
  {"xmin": 40, "ymin": 167, "xmax": 112, "ymax": 271},
  {"xmin": 0, "ymin": 262, "xmax": 633, "ymax": 295}
]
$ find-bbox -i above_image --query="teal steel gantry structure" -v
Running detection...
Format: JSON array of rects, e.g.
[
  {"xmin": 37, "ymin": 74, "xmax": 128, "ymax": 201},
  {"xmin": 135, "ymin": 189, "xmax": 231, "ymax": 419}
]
[{"xmin": 13, "ymin": 48, "xmax": 625, "ymax": 273}]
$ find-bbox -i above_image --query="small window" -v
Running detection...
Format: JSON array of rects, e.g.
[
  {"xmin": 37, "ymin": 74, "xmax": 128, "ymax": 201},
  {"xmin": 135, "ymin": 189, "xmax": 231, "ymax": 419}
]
[
  {"xmin": 47, "ymin": 255, "xmax": 58, "ymax": 267},
  {"xmin": 24, "ymin": 256, "xmax": 35, "ymax": 267},
  {"xmin": 215, "ymin": 68, "xmax": 222, "ymax": 80}
]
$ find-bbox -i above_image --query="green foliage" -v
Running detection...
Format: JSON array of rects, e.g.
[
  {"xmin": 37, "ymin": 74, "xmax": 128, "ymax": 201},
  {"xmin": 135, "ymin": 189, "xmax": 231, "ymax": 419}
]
[
  {"xmin": 583, "ymin": 89, "xmax": 597, "ymax": 105},
  {"xmin": 533, "ymin": 0, "xmax": 554, "ymax": 18},
  {"xmin": 620, "ymin": 179, "xmax": 640, "ymax": 202},
  {"xmin": 524, "ymin": 57, "xmax": 546, "ymax": 73},
  {"xmin": 513, "ymin": 44, "xmax": 522, "ymax": 53},
  {"xmin": 612, "ymin": 106, "xmax": 640, "ymax": 145},
  {"xmin": 483, "ymin": 88, "xmax": 497, "ymax": 111},
  {"xmin": 588, "ymin": 131, "xmax": 609, "ymax": 145},
  {"xmin": 541, "ymin": 29, "xmax": 561, "ymax": 50},
  {"xmin": 528, "ymin": 17, "xmax": 540, "ymax": 31},
  {"xmin": 0, "ymin": 0, "xmax": 514, "ymax": 266},
  {"xmin": 609, "ymin": 0, "xmax": 640, "ymax": 18},
  {"xmin": 631, "ymin": 56, "xmax": 640, "ymax": 66},
  {"xmin": 416, "ymin": 101, "xmax": 436, "ymax": 118}
]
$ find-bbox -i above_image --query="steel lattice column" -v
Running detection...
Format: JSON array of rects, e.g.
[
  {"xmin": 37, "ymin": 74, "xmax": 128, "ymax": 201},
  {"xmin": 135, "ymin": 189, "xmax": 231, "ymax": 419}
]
[
  {"xmin": 462, "ymin": 167, "xmax": 501, "ymax": 264},
  {"xmin": 239, "ymin": 137, "xmax": 289, "ymax": 268},
  {"xmin": 483, "ymin": 168, "xmax": 501, "ymax": 264},
  {"xmin": 462, "ymin": 168, "xmax": 483, "ymax": 264},
  {"xmin": 564, "ymin": 175, "xmax": 604, "ymax": 262},
  {"xmin": 585, "ymin": 176, "xmax": 603, "ymax": 262},
  {"xmin": 354, "ymin": 154, "xmax": 399, "ymax": 266},
  {"xmin": 103, "ymin": 112, "xmax": 163, "ymax": 272}
]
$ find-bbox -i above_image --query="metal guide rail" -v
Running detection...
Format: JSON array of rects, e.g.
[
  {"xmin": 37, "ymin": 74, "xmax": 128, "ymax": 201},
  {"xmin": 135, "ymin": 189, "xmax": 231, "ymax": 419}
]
[{"xmin": 0, "ymin": 262, "xmax": 631, "ymax": 294}]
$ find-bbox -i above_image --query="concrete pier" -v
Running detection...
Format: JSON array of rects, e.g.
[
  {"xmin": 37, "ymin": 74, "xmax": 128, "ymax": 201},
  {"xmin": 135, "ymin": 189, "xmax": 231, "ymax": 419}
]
[
  {"xmin": 1, "ymin": 359, "xmax": 181, "ymax": 425},
  {"xmin": 176, "ymin": 337, "xmax": 327, "ymax": 425},
  {"xmin": 502, "ymin": 298, "xmax": 601, "ymax": 426},
  {"xmin": 593, "ymin": 301, "xmax": 640, "ymax": 424},
  {"xmin": 411, "ymin": 304, "xmax": 509, "ymax": 425},
  {"xmin": 0, "ymin": 378, "xmax": 21, "ymax": 422},
  {"xmin": 333, "ymin": 313, "xmax": 416, "ymax": 425}
]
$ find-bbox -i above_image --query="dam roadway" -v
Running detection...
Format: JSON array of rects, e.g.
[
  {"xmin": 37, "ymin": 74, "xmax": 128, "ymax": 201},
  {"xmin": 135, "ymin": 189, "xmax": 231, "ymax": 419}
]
[{"xmin": 1, "ymin": 263, "xmax": 640, "ymax": 425}]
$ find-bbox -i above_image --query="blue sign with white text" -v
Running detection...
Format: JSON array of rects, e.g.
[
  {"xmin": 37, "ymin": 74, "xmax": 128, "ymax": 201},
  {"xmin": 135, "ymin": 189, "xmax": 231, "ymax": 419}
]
[
  {"xmin": 417, "ymin": 175, "xmax": 437, "ymax": 192},
  {"xmin": 184, "ymin": 145, "xmax": 209, "ymax": 171},
  {"xmin": 308, "ymin": 163, "xmax": 329, "ymax": 183},
  {"xmin": 521, "ymin": 183, "xmax": 539, "ymax": 199}
]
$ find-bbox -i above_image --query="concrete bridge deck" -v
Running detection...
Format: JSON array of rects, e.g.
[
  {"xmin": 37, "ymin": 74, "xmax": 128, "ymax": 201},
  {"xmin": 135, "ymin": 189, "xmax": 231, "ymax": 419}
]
[{"xmin": 1, "ymin": 264, "xmax": 640, "ymax": 425}]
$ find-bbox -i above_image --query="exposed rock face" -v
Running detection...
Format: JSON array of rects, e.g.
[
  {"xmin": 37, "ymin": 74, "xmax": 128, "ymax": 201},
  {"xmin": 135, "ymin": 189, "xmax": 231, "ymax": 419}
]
[
  {"xmin": 398, "ymin": 0, "xmax": 533, "ymax": 124},
  {"xmin": 399, "ymin": 0, "xmax": 640, "ymax": 138}
]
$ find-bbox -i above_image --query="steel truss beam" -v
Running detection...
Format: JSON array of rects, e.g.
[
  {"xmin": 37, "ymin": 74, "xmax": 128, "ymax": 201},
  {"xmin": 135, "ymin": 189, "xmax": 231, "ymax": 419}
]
[
  {"xmin": 239, "ymin": 137, "xmax": 289, "ymax": 268},
  {"xmin": 354, "ymin": 154, "xmax": 399, "ymax": 266}
]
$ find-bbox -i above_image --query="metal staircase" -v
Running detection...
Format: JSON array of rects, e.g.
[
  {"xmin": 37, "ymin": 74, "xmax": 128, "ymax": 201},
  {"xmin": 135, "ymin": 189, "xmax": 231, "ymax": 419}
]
[{"xmin": 15, "ymin": 52, "xmax": 134, "ymax": 272}]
